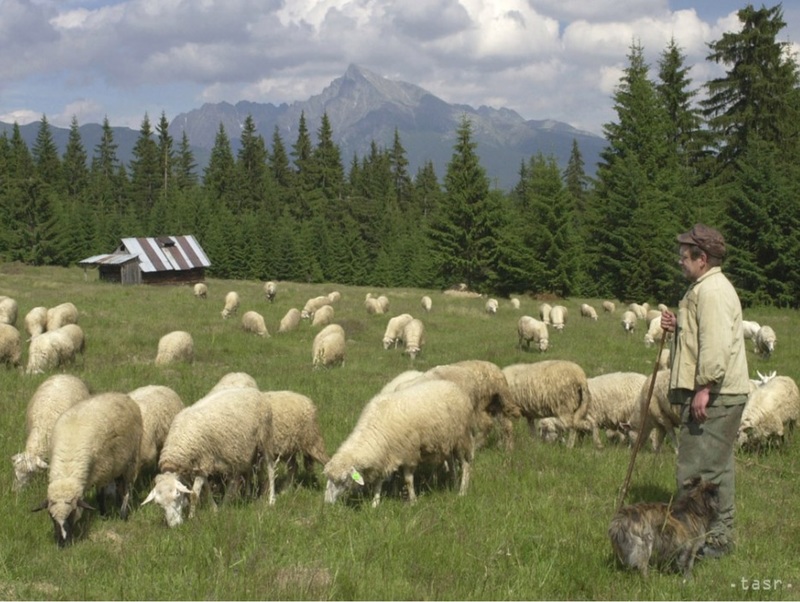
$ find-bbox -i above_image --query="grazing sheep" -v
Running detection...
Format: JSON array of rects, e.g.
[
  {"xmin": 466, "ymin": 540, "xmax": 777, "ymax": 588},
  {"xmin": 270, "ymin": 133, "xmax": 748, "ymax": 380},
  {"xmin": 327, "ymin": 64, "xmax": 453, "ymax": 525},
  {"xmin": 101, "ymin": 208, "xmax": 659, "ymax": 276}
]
[
  {"xmin": 128, "ymin": 385, "xmax": 185, "ymax": 473},
  {"xmin": 242, "ymin": 310, "xmax": 270, "ymax": 337},
  {"xmin": 658, "ymin": 348, "xmax": 671, "ymax": 371},
  {"xmin": 263, "ymin": 281, "xmax": 277, "ymax": 303},
  {"xmin": 302, "ymin": 296, "xmax": 331, "ymax": 319},
  {"xmin": 402, "ymin": 318, "xmax": 426, "ymax": 359},
  {"xmin": 644, "ymin": 316, "xmax": 669, "ymax": 348},
  {"xmin": 142, "ymin": 387, "xmax": 277, "ymax": 527},
  {"xmin": 629, "ymin": 370, "xmax": 680, "ymax": 453},
  {"xmin": 278, "ymin": 308, "xmax": 302, "ymax": 333},
  {"xmin": 645, "ymin": 309, "xmax": 662, "ymax": 323},
  {"xmin": 155, "ymin": 331, "xmax": 194, "ymax": 366},
  {"xmin": 754, "ymin": 325, "xmax": 777, "ymax": 358},
  {"xmin": 510, "ymin": 297, "xmax": 521, "ymax": 310},
  {"xmin": 24, "ymin": 306, "xmax": 48, "ymax": 338},
  {"xmin": 364, "ymin": 296, "xmax": 384, "ymax": 315},
  {"xmin": 502, "ymin": 360, "xmax": 593, "ymax": 448},
  {"xmin": 602, "ymin": 301, "xmax": 616, "ymax": 313},
  {"xmin": 25, "ymin": 329, "xmax": 75, "ymax": 374},
  {"xmin": 539, "ymin": 303, "xmax": 552, "ymax": 325},
  {"xmin": 380, "ymin": 370, "xmax": 425, "ymax": 394},
  {"xmin": 35, "ymin": 392, "xmax": 143, "ymax": 546},
  {"xmin": 580, "ymin": 304, "xmax": 598, "ymax": 320},
  {"xmin": 221, "ymin": 291, "xmax": 240, "ymax": 319},
  {"xmin": 742, "ymin": 320, "xmax": 760, "ymax": 341},
  {"xmin": 517, "ymin": 316, "xmax": 549, "ymax": 352},
  {"xmin": 11, "ymin": 374, "xmax": 91, "ymax": 491},
  {"xmin": 312, "ymin": 324, "xmax": 346, "ymax": 368},
  {"xmin": 46, "ymin": 302, "xmax": 78, "ymax": 331},
  {"xmin": 327, "ymin": 291, "xmax": 341, "ymax": 304},
  {"xmin": 628, "ymin": 303, "xmax": 647, "ymax": 321},
  {"xmin": 621, "ymin": 310, "xmax": 637, "ymax": 334},
  {"xmin": 209, "ymin": 371, "xmax": 259, "ymax": 394},
  {"xmin": 58, "ymin": 323, "xmax": 85, "ymax": 358},
  {"xmin": 382, "ymin": 314, "xmax": 414, "ymax": 350},
  {"xmin": 376, "ymin": 295, "xmax": 390, "ymax": 313},
  {"xmin": 0, "ymin": 323, "xmax": 22, "ymax": 368},
  {"xmin": 550, "ymin": 305, "xmax": 568, "ymax": 331},
  {"xmin": 193, "ymin": 283, "xmax": 208, "ymax": 299},
  {"xmin": 0, "ymin": 296, "xmax": 19, "ymax": 326},
  {"xmin": 323, "ymin": 379, "xmax": 474, "ymax": 507},
  {"xmin": 421, "ymin": 295, "xmax": 433, "ymax": 313},
  {"xmin": 311, "ymin": 304, "xmax": 335, "ymax": 328},
  {"xmin": 737, "ymin": 376, "xmax": 800, "ymax": 449},
  {"xmin": 485, "ymin": 298, "xmax": 499, "ymax": 315}
]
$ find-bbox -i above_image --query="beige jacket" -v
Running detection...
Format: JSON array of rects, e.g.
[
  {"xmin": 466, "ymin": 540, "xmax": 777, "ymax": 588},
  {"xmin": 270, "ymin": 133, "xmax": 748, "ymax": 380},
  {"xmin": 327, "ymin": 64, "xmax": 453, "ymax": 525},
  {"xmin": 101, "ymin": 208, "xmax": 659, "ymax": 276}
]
[{"xmin": 669, "ymin": 267, "xmax": 750, "ymax": 397}]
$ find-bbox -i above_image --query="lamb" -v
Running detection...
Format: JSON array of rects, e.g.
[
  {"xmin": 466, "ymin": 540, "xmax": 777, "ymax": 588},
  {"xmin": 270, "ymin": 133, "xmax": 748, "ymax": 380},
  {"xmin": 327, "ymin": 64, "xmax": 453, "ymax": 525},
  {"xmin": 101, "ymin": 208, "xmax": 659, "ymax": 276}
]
[
  {"xmin": 278, "ymin": 308, "xmax": 302, "ymax": 333},
  {"xmin": 24, "ymin": 306, "xmax": 48, "ymax": 338},
  {"xmin": 311, "ymin": 304, "xmax": 335, "ymax": 327},
  {"xmin": 327, "ymin": 291, "xmax": 341, "ymax": 304},
  {"xmin": 539, "ymin": 303, "xmax": 552, "ymax": 324},
  {"xmin": 517, "ymin": 316, "xmax": 549, "ymax": 352},
  {"xmin": 382, "ymin": 314, "xmax": 414, "ymax": 349},
  {"xmin": 25, "ymin": 329, "xmax": 75, "ymax": 374},
  {"xmin": 209, "ymin": 371, "xmax": 259, "ymax": 393},
  {"xmin": 155, "ymin": 330, "xmax": 194, "ymax": 366},
  {"xmin": 379, "ymin": 370, "xmax": 424, "ymax": 394},
  {"xmin": 742, "ymin": 320, "xmax": 760, "ymax": 341},
  {"xmin": 312, "ymin": 324, "xmax": 346, "ymax": 368},
  {"xmin": 376, "ymin": 295, "xmax": 390, "ymax": 313},
  {"xmin": 421, "ymin": 295, "xmax": 433, "ymax": 313},
  {"xmin": 580, "ymin": 304, "xmax": 598, "ymax": 320},
  {"xmin": 485, "ymin": 298, "xmax": 499, "ymax": 315},
  {"xmin": 46, "ymin": 302, "xmax": 78, "ymax": 331},
  {"xmin": 263, "ymin": 281, "xmax": 277, "ymax": 302},
  {"xmin": 242, "ymin": 310, "xmax": 270, "ymax": 337},
  {"xmin": 510, "ymin": 297, "xmax": 521, "ymax": 310},
  {"xmin": 644, "ymin": 316, "xmax": 668, "ymax": 348},
  {"xmin": 550, "ymin": 305, "xmax": 567, "ymax": 331},
  {"xmin": 0, "ymin": 323, "xmax": 22, "ymax": 368},
  {"xmin": 127, "ymin": 385, "xmax": 185, "ymax": 473},
  {"xmin": 301, "ymin": 296, "xmax": 331, "ymax": 319},
  {"xmin": 502, "ymin": 360, "xmax": 593, "ymax": 448},
  {"xmin": 11, "ymin": 374, "xmax": 91, "ymax": 491},
  {"xmin": 34, "ymin": 392, "xmax": 143, "ymax": 546},
  {"xmin": 142, "ymin": 387, "xmax": 277, "ymax": 527},
  {"xmin": 323, "ymin": 379, "xmax": 475, "ymax": 507},
  {"xmin": 621, "ymin": 310, "xmax": 637, "ymax": 334},
  {"xmin": 0, "ymin": 296, "xmax": 19, "ymax": 326},
  {"xmin": 754, "ymin": 325, "xmax": 777, "ymax": 358},
  {"xmin": 629, "ymin": 369, "xmax": 681, "ymax": 453},
  {"xmin": 402, "ymin": 318, "xmax": 426, "ymax": 359},
  {"xmin": 602, "ymin": 301, "xmax": 616, "ymax": 313},
  {"xmin": 737, "ymin": 376, "xmax": 800, "ymax": 449},
  {"xmin": 221, "ymin": 291, "xmax": 240, "ymax": 319},
  {"xmin": 193, "ymin": 283, "xmax": 208, "ymax": 299},
  {"xmin": 364, "ymin": 296, "xmax": 384, "ymax": 315}
]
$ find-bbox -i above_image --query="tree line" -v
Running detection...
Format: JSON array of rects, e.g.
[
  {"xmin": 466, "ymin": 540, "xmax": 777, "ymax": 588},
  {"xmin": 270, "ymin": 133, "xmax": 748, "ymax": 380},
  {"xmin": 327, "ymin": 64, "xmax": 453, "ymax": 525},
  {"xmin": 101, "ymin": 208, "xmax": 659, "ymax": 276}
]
[{"xmin": 1, "ymin": 4, "xmax": 798, "ymax": 307}]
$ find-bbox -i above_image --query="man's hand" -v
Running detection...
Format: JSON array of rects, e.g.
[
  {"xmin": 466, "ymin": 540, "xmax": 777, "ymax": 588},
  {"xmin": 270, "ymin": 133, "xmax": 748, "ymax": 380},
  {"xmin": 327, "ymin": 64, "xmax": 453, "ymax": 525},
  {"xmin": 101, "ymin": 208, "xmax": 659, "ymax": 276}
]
[
  {"xmin": 691, "ymin": 387, "xmax": 711, "ymax": 422},
  {"xmin": 661, "ymin": 310, "xmax": 677, "ymax": 333}
]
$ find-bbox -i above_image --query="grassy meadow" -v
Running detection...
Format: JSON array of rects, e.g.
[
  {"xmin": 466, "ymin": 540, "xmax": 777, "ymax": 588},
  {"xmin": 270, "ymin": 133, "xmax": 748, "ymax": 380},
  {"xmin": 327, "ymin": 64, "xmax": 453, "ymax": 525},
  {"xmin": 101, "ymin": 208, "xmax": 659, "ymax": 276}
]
[{"xmin": 0, "ymin": 262, "xmax": 799, "ymax": 600}]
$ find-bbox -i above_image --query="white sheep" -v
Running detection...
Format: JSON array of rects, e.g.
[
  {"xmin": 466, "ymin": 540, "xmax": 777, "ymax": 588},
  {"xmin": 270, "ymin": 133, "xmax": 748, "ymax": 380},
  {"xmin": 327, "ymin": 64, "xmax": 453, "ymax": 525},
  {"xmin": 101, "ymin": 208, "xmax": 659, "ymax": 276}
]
[
  {"xmin": 155, "ymin": 331, "xmax": 194, "ymax": 366},
  {"xmin": 402, "ymin": 318, "xmax": 426, "ymax": 359},
  {"xmin": 11, "ymin": 374, "xmax": 91, "ymax": 491},
  {"xmin": 263, "ymin": 281, "xmax": 277, "ymax": 303},
  {"xmin": 539, "ymin": 303, "xmax": 552, "ymax": 324},
  {"xmin": 193, "ymin": 283, "xmax": 208, "ymax": 299},
  {"xmin": 580, "ymin": 304, "xmax": 598, "ymax": 320},
  {"xmin": 517, "ymin": 315, "xmax": 549, "ymax": 352},
  {"xmin": 628, "ymin": 369, "xmax": 680, "ymax": 453},
  {"xmin": 127, "ymin": 385, "xmax": 185, "ymax": 473},
  {"xmin": 312, "ymin": 324, "xmax": 346, "ymax": 368},
  {"xmin": 142, "ymin": 387, "xmax": 277, "ymax": 527},
  {"xmin": 644, "ymin": 316, "xmax": 668, "ymax": 348},
  {"xmin": 0, "ymin": 323, "xmax": 22, "ymax": 368},
  {"xmin": 25, "ymin": 329, "xmax": 75, "ymax": 374},
  {"xmin": 221, "ymin": 291, "xmax": 240, "ymax": 319},
  {"xmin": 376, "ymin": 295, "xmax": 390, "ymax": 313},
  {"xmin": 364, "ymin": 296, "xmax": 384, "ymax": 315},
  {"xmin": 278, "ymin": 308, "xmax": 302, "ymax": 333},
  {"xmin": 658, "ymin": 348, "xmax": 671, "ymax": 371},
  {"xmin": 621, "ymin": 310, "xmax": 637, "ymax": 334},
  {"xmin": 379, "ymin": 370, "xmax": 425, "ymax": 394},
  {"xmin": 510, "ymin": 297, "xmax": 521, "ymax": 310},
  {"xmin": 382, "ymin": 314, "xmax": 414, "ymax": 350},
  {"xmin": 242, "ymin": 310, "xmax": 270, "ymax": 337},
  {"xmin": 628, "ymin": 303, "xmax": 647, "ymax": 321},
  {"xmin": 311, "ymin": 304, "xmax": 335, "ymax": 328},
  {"xmin": 34, "ymin": 392, "xmax": 142, "ymax": 546},
  {"xmin": 550, "ymin": 305, "xmax": 567, "ymax": 331},
  {"xmin": 301, "ymin": 296, "xmax": 330, "ymax": 319},
  {"xmin": 602, "ymin": 301, "xmax": 616, "ymax": 313},
  {"xmin": 421, "ymin": 295, "xmax": 433, "ymax": 313},
  {"xmin": 738, "ymin": 376, "xmax": 800, "ymax": 449},
  {"xmin": 485, "ymin": 298, "xmax": 499, "ymax": 315},
  {"xmin": 0, "ymin": 296, "xmax": 19, "ymax": 326},
  {"xmin": 46, "ymin": 302, "xmax": 78, "ymax": 331},
  {"xmin": 323, "ymin": 379, "xmax": 474, "ymax": 507},
  {"xmin": 742, "ymin": 320, "xmax": 760, "ymax": 341},
  {"xmin": 24, "ymin": 306, "xmax": 48, "ymax": 338},
  {"xmin": 327, "ymin": 291, "xmax": 341, "ymax": 304},
  {"xmin": 209, "ymin": 371, "xmax": 259, "ymax": 394},
  {"xmin": 502, "ymin": 360, "xmax": 593, "ymax": 448},
  {"xmin": 58, "ymin": 323, "xmax": 85, "ymax": 358},
  {"xmin": 754, "ymin": 325, "xmax": 777, "ymax": 358}
]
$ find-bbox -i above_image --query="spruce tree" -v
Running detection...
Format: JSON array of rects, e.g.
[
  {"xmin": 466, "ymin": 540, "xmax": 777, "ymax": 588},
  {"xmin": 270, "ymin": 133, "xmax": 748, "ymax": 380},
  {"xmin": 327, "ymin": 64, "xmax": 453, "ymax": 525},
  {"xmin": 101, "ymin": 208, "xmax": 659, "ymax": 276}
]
[{"xmin": 129, "ymin": 113, "xmax": 161, "ymax": 222}]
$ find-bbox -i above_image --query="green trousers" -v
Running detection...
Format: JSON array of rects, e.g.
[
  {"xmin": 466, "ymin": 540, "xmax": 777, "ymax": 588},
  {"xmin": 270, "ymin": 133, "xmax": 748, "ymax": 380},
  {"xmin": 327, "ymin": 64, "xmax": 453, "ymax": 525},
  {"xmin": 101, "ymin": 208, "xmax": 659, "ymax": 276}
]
[{"xmin": 674, "ymin": 398, "xmax": 745, "ymax": 548}]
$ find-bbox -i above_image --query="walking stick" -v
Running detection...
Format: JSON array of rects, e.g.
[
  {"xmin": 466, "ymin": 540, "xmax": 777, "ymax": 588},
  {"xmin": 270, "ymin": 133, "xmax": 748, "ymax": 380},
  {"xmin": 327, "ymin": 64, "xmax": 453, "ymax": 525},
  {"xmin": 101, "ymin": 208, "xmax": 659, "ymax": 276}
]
[{"xmin": 616, "ymin": 333, "xmax": 667, "ymax": 512}]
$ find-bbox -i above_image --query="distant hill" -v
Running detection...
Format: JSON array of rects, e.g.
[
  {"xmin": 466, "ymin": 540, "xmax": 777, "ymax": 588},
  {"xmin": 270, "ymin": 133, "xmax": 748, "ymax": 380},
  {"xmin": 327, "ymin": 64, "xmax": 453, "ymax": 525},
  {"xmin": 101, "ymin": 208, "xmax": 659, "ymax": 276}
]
[{"xmin": 1, "ymin": 64, "xmax": 606, "ymax": 190}]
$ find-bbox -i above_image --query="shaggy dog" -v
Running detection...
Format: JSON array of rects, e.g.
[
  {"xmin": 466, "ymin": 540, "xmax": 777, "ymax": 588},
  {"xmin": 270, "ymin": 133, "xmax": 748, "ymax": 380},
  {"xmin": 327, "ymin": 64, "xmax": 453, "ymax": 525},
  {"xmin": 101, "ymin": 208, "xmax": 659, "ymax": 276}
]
[{"xmin": 608, "ymin": 477, "xmax": 720, "ymax": 579}]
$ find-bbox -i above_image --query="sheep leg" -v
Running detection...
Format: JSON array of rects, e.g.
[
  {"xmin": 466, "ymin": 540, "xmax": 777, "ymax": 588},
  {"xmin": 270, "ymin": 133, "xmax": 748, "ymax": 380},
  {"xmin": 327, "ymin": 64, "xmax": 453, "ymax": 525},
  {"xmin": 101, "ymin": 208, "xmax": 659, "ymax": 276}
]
[
  {"xmin": 190, "ymin": 475, "xmax": 213, "ymax": 516},
  {"xmin": 403, "ymin": 467, "xmax": 417, "ymax": 503},
  {"xmin": 118, "ymin": 478, "xmax": 132, "ymax": 520},
  {"xmin": 370, "ymin": 482, "xmax": 383, "ymax": 508},
  {"xmin": 458, "ymin": 455, "xmax": 471, "ymax": 496},
  {"xmin": 257, "ymin": 457, "xmax": 277, "ymax": 505}
]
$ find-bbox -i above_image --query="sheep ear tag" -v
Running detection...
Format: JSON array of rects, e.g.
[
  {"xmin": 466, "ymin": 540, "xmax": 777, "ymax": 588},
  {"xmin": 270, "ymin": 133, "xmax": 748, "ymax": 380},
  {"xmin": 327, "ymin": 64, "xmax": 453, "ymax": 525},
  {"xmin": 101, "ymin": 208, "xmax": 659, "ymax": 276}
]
[{"xmin": 350, "ymin": 468, "xmax": 365, "ymax": 486}]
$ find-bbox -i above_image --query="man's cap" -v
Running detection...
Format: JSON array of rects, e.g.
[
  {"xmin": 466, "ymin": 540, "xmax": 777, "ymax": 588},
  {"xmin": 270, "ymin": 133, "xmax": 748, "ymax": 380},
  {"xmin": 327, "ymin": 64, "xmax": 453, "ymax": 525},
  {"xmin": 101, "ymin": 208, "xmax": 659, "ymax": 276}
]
[{"xmin": 676, "ymin": 223, "xmax": 727, "ymax": 259}]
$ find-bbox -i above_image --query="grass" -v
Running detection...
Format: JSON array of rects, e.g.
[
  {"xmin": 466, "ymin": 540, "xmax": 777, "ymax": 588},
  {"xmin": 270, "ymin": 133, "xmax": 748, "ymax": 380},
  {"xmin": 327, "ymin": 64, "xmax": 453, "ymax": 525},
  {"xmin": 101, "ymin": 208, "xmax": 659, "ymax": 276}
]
[{"xmin": 0, "ymin": 262, "xmax": 798, "ymax": 600}]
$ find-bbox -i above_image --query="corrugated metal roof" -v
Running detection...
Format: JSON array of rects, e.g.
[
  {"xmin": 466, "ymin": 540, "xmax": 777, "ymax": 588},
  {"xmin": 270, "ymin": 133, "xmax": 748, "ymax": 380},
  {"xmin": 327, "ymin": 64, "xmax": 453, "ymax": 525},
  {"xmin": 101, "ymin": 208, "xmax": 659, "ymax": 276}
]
[
  {"xmin": 78, "ymin": 253, "xmax": 139, "ymax": 266},
  {"xmin": 119, "ymin": 235, "xmax": 211, "ymax": 273}
]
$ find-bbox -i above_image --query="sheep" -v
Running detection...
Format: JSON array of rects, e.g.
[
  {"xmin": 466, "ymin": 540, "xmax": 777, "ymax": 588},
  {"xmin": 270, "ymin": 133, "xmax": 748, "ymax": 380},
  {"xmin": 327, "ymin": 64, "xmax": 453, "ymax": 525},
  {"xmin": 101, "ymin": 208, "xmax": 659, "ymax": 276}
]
[
  {"xmin": 311, "ymin": 304, "xmax": 335, "ymax": 328},
  {"xmin": 602, "ymin": 301, "xmax": 616, "ymax": 313},
  {"xmin": 34, "ymin": 392, "xmax": 143, "ymax": 546},
  {"xmin": 11, "ymin": 374, "xmax": 91, "ymax": 491},
  {"xmin": 628, "ymin": 369, "xmax": 681, "ymax": 453},
  {"xmin": 0, "ymin": 296, "xmax": 18, "ymax": 326},
  {"xmin": 209, "ymin": 371, "xmax": 259, "ymax": 394},
  {"xmin": 25, "ymin": 329, "xmax": 75, "ymax": 374},
  {"xmin": 242, "ymin": 310, "xmax": 270, "ymax": 337},
  {"xmin": 580, "ymin": 303, "xmax": 598, "ymax": 320},
  {"xmin": 421, "ymin": 295, "xmax": 433, "ymax": 313},
  {"xmin": 0, "ymin": 323, "xmax": 22, "ymax": 368},
  {"xmin": 485, "ymin": 298, "xmax": 499, "ymax": 315},
  {"xmin": 550, "ymin": 305, "xmax": 567, "ymax": 331},
  {"xmin": 737, "ymin": 376, "xmax": 800, "ymax": 449},
  {"xmin": 364, "ymin": 296, "xmax": 384, "ymax": 315},
  {"xmin": 382, "ymin": 314, "xmax": 414, "ymax": 350},
  {"xmin": 58, "ymin": 323, "xmax": 86, "ymax": 358},
  {"xmin": 277, "ymin": 308, "xmax": 302, "ymax": 333},
  {"xmin": 221, "ymin": 291, "xmax": 240, "ymax": 319},
  {"xmin": 402, "ymin": 318, "xmax": 426, "ymax": 359},
  {"xmin": 376, "ymin": 295, "xmax": 390, "ymax": 313},
  {"xmin": 193, "ymin": 283, "xmax": 208, "ymax": 299},
  {"xmin": 301, "ymin": 296, "xmax": 330, "ymax": 319},
  {"xmin": 263, "ymin": 281, "xmax": 277, "ymax": 303},
  {"xmin": 658, "ymin": 348, "xmax": 671, "ymax": 371},
  {"xmin": 46, "ymin": 302, "xmax": 78, "ymax": 331},
  {"xmin": 539, "ymin": 303, "xmax": 552, "ymax": 325},
  {"xmin": 379, "ymin": 370, "xmax": 424, "ymax": 394},
  {"xmin": 502, "ymin": 360, "xmax": 593, "ymax": 448},
  {"xmin": 621, "ymin": 310, "xmax": 637, "ymax": 334},
  {"xmin": 323, "ymin": 379, "xmax": 474, "ymax": 507},
  {"xmin": 517, "ymin": 316, "xmax": 549, "ymax": 352},
  {"xmin": 24, "ymin": 306, "xmax": 48, "ymax": 338},
  {"xmin": 644, "ymin": 316, "xmax": 668, "ymax": 348},
  {"xmin": 155, "ymin": 331, "xmax": 194, "ymax": 366},
  {"xmin": 510, "ymin": 297, "xmax": 521, "ymax": 310},
  {"xmin": 628, "ymin": 303, "xmax": 647, "ymax": 321},
  {"xmin": 142, "ymin": 387, "xmax": 277, "ymax": 527},
  {"xmin": 127, "ymin": 385, "xmax": 185, "ymax": 473},
  {"xmin": 312, "ymin": 324, "xmax": 346, "ymax": 368},
  {"xmin": 327, "ymin": 291, "xmax": 341, "ymax": 304},
  {"xmin": 742, "ymin": 320, "xmax": 761, "ymax": 341},
  {"xmin": 754, "ymin": 325, "xmax": 777, "ymax": 358}
]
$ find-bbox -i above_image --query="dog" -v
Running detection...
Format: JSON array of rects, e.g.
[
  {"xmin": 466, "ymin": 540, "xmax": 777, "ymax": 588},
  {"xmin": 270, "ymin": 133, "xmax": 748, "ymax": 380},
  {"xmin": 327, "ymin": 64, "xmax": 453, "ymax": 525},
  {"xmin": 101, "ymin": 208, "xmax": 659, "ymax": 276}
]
[{"xmin": 608, "ymin": 476, "xmax": 720, "ymax": 579}]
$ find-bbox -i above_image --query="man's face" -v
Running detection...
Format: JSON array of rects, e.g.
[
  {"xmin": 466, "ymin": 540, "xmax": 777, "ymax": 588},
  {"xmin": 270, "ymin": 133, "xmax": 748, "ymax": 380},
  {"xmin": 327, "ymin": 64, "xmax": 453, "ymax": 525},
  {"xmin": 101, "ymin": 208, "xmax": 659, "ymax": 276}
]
[{"xmin": 678, "ymin": 244, "xmax": 707, "ymax": 282}]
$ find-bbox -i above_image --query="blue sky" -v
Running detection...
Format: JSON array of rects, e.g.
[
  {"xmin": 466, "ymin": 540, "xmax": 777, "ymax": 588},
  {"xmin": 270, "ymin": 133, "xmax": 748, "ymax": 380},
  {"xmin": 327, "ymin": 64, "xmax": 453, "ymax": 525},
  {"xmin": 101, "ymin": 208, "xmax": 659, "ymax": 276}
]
[{"xmin": 1, "ymin": 0, "xmax": 798, "ymax": 136}]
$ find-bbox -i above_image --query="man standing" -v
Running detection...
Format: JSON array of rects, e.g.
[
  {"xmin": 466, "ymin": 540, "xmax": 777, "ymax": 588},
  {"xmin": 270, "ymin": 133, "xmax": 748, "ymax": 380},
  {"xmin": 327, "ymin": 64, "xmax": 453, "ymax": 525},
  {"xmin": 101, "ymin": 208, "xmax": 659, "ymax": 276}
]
[{"xmin": 661, "ymin": 224, "xmax": 750, "ymax": 558}]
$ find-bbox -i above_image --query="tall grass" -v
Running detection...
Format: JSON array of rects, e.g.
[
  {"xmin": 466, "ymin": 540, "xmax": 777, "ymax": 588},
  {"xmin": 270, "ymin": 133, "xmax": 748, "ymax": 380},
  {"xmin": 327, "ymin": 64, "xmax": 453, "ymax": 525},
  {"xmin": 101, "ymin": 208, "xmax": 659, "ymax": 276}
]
[{"xmin": 0, "ymin": 263, "xmax": 798, "ymax": 600}]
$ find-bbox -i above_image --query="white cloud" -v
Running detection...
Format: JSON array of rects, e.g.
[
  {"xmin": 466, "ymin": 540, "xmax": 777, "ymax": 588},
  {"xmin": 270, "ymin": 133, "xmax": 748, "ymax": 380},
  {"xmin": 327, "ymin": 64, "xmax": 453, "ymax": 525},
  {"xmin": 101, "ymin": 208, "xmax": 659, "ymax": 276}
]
[{"xmin": 0, "ymin": 109, "xmax": 41, "ymax": 125}]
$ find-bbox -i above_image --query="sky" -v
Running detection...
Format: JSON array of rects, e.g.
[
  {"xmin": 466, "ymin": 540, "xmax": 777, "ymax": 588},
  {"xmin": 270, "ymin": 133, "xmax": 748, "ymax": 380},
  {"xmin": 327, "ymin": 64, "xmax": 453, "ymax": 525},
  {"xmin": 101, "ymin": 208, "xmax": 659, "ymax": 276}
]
[{"xmin": 1, "ymin": 0, "xmax": 799, "ymax": 137}]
